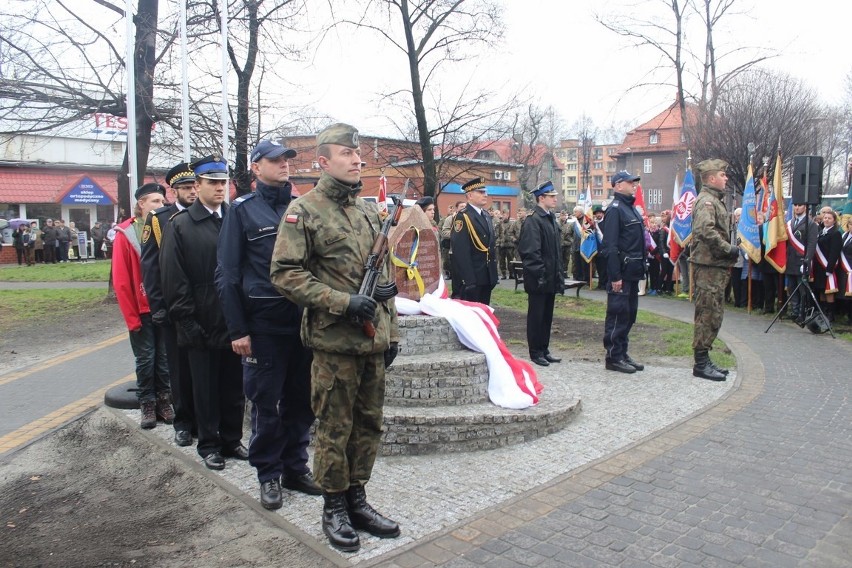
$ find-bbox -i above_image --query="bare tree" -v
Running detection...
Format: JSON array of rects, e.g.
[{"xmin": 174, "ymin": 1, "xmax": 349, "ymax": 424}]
[
  {"xmin": 689, "ymin": 69, "xmax": 825, "ymax": 193},
  {"xmin": 0, "ymin": 0, "xmax": 170, "ymax": 215},
  {"xmin": 341, "ymin": 0, "xmax": 508, "ymax": 197}
]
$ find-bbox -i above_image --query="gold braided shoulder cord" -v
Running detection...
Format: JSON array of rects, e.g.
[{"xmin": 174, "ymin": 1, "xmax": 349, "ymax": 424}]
[{"xmin": 462, "ymin": 212, "xmax": 490, "ymax": 260}]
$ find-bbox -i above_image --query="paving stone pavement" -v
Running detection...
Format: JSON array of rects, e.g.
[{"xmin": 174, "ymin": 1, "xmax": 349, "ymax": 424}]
[{"xmin": 367, "ymin": 291, "xmax": 852, "ymax": 568}]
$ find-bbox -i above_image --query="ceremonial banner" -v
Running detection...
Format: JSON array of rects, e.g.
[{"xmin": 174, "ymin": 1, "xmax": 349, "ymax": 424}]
[
  {"xmin": 763, "ymin": 151, "xmax": 788, "ymax": 272},
  {"xmin": 670, "ymin": 169, "xmax": 697, "ymax": 246},
  {"xmin": 378, "ymin": 175, "xmax": 388, "ymax": 215},
  {"xmin": 668, "ymin": 174, "xmax": 682, "ymax": 263},
  {"xmin": 737, "ymin": 164, "xmax": 761, "ymax": 263},
  {"xmin": 579, "ymin": 187, "xmax": 597, "ymax": 262}
]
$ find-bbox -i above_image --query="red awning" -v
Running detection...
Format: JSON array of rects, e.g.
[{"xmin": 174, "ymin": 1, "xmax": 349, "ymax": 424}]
[{"xmin": 0, "ymin": 167, "xmax": 159, "ymax": 204}]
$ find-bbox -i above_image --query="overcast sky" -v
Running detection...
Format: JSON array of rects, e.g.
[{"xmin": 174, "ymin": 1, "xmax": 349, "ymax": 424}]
[{"xmin": 282, "ymin": 0, "xmax": 849, "ymax": 139}]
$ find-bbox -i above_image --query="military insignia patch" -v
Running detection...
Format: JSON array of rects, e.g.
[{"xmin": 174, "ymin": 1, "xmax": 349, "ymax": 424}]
[
  {"xmin": 285, "ymin": 214, "xmax": 299, "ymax": 224},
  {"xmin": 141, "ymin": 224, "xmax": 151, "ymax": 244},
  {"xmin": 454, "ymin": 219, "xmax": 463, "ymax": 232}
]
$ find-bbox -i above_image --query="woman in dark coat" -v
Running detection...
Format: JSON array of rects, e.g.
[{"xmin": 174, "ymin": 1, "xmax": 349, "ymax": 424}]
[
  {"xmin": 838, "ymin": 216, "xmax": 852, "ymax": 324},
  {"xmin": 812, "ymin": 210, "xmax": 843, "ymax": 322}
]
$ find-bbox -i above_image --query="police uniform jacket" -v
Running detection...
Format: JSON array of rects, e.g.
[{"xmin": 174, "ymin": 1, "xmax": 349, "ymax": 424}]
[
  {"xmin": 160, "ymin": 199, "xmax": 230, "ymax": 349},
  {"xmin": 518, "ymin": 205, "xmax": 565, "ymax": 294},
  {"xmin": 784, "ymin": 214, "xmax": 818, "ymax": 276},
  {"xmin": 268, "ymin": 172, "xmax": 399, "ymax": 356},
  {"xmin": 601, "ymin": 192, "xmax": 647, "ymax": 282},
  {"xmin": 215, "ymin": 180, "xmax": 301, "ymax": 340},
  {"xmin": 690, "ymin": 184, "xmax": 737, "ymax": 268},
  {"xmin": 450, "ymin": 205, "xmax": 498, "ymax": 289},
  {"xmin": 141, "ymin": 203, "xmax": 180, "ymax": 319}
]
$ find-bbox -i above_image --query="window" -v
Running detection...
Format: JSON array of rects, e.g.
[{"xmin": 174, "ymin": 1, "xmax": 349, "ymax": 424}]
[
  {"xmin": 567, "ymin": 164, "xmax": 577, "ymax": 171},
  {"xmin": 567, "ymin": 150, "xmax": 577, "ymax": 161},
  {"xmin": 593, "ymin": 162, "xmax": 603, "ymax": 170},
  {"xmin": 593, "ymin": 188, "xmax": 603, "ymax": 197},
  {"xmin": 649, "ymin": 132, "xmax": 659, "ymax": 145},
  {"xmin": 643, "ymin": 158, "xmax": 652, "ymax": 174},
  {"xmin": 567, "ymin": 176, "xmax": 577, "ymax": 185},
  {"xmin": 607, "ymin": 148, "xmax": 616, "ymax": 155},
  {"xmin": 593, "ymin": 175, "xmax": 603, "ymax": 187},
  {"xmin": 594, "ymin": 149, "xmax": 602, "ymax": 159},
  {"xmin": 567, "ymin": 189, "xmax": 577, "ymax": 197},
  {"xmin": 606, "ymin": 162, "xmax": 616, "ymax": 172}
]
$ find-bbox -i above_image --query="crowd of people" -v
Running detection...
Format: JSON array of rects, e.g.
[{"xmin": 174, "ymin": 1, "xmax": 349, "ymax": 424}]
[{"xmin": 9, "ymin": 218, "xmax": 120, "ymax": 265}]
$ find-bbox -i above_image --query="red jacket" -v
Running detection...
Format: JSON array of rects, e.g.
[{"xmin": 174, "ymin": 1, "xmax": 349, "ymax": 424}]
[{"xmin": 113, "ymin": 217, "xmax": 150, "ymax": 331}]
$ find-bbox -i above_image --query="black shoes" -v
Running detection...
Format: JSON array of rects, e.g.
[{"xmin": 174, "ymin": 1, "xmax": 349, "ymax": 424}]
[
  {"xmin": 260, "ymin": 478, "xmax": 283, "ymax": 510},
  {"xmin": 203, "ymin": 452, "xmax": 226, "ymax": 470},
  {"xmin": 346, "ymin": 484, "xmax": 400, "ymax": 538},
  {"xmin": 623, "ymin": 354, "xmax": 644, "ymax": 371},
  {"xmin": 282, "ymin": 471, "xmax": 322, "ymax": 496},
  {"xmin": 222, "ymin": 444, "xmax": 249, "ymax": 460},
  {"xmin": 544, "ymin": 354, "xmax": 562, "ymax": 363},
  {"xmin": 531, "ymin": 356, "xmax": 550, "ymax": 367},
  {"xmin": 322, "ymin": 492, "xmax": 360, "ymax": 552},
  {"xmin": 174, "ymin": 430, "xmax": 192, "ymax": 447},
  {"xmin": 693, "ymin": 350, "xmax": 726, "ymax": 381},
  {"xmin": 605, "ymin": 359, "xmax": 636, "ymax": 374}
]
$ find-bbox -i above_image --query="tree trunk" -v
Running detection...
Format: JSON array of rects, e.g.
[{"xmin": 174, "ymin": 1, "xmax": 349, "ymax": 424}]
[{"xmin": 232, "ymin": 1, "xmax": 260, "ymax": 196}]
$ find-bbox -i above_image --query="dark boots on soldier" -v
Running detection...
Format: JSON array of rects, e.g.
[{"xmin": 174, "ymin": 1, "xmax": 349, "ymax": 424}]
[
  {"xmin": 346, "ymin": 483, "xmax": 401, "ymax": 538},
  {"xmin": 140, "ymin": 400, "xmax": 157, "ymax": 429},
  {"xmin": 693, "ymin": 350, "xmax": 726, "ymax": 382},
  {"xmin": 322, "ymin": 492, "xmax": 360, "ymax": 552},
  {"xmin": 155, "ymin": 392, "xmax": 175, "ymax": 424}
]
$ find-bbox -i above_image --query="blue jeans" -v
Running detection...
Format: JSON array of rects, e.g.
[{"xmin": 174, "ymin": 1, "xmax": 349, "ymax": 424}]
[{"xmin": 128, "ymin": 314, "xmax": 170, "ymax": 402}]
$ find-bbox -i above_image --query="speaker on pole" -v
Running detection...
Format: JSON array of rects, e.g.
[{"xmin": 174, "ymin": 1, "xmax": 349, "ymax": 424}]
[{"xmin": 791, "ymin": 155, "xmax": 824, "ymax": 205}]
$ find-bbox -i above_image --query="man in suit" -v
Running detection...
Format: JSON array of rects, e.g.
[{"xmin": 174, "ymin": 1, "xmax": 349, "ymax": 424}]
[
  {"xmin": 784, "ymin": 202, "xmax": 819, "ymax": 323},
  {"xmin": 450, "ymin": 177, "xmax": 499, "ymax": 304}
]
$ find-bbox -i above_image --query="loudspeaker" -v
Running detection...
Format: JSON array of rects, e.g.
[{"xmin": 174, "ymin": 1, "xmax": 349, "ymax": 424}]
[{"xmin": 791, "ymin": 155, "xmax": 823, "ymax": 205}]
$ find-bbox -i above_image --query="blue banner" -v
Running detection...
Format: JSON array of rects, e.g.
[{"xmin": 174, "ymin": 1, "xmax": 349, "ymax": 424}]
[
  {"xmin": 61, "ymin": 176, "xmax": 113, "ymax": 205},
  {"xmin": 737, "ymin": 165, "xmax": 761, "ymax": 263},
  {"xmin": 670, "ymin": 169, "xmax": 697, "ymax": 246}
]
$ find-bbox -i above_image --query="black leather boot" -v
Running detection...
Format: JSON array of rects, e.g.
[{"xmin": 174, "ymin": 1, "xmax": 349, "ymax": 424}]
[
  {"xmin": 346, "ymin": 484, "xmax": 400, "ymax": 538},
  {"xmin": 708, "ymin": 358, "xmax": 729, "ymax": 375},
  {"xmin": 693, "ymin": 350, "xmax": 726, "ymax": 381},
  {"xmin": 322, "ymin": 492, "xmax": 360, "ymax": 552}
]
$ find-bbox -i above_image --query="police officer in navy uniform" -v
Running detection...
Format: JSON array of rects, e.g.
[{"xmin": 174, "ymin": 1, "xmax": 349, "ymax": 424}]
[
  {"xmin": 601, "ymin": 171, "xmax": 647, "ymax": 374},
  {"xmin": 518, "ymin": 181, "xmax": 565, "ymax": 367},
  {"xmin": 450, "ymin": 177, "xmax": 499, "ymax": 304},
  {"xmin": 215, "ymin": 140, "xmax": 321, "ymax": 510},
  {"xmin": 160, "ymin": 155, "xmax": 247, "ymax": 471},
  {"xmin": 141, "ymin": 162, "xmax": 198, "ymax": 447}
]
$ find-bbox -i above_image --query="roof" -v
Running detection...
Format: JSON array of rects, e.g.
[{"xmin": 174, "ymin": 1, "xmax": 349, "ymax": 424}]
[
  {"xmin": 444, "ymin": 139, "xmax": 565, "ymax": 171},
  {"xmin": 616, "ymin": 100, "xmax": 697, "ymax": 154},
  {"xmin": 0, "ymin": 167, "xmax": 158, "ymax": 204}
]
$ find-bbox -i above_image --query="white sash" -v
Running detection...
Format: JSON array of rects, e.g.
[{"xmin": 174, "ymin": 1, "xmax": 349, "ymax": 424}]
[
  {"xmin": 841, "ymin": 236, "xmax": 852, "ymax": 297},
  {"xmin": 815, "ymin": 242, "xmax": 838, "ymax": 294},
  {"xmin": 786, "ymin": 219, "xmax": 806, "ymax": 255}
]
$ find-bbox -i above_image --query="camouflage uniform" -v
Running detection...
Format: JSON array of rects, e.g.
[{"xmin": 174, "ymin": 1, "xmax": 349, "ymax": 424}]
[
  {"xmin": 690, "ymin": 163, "xmax": 738, "ymax": 352},
  {"xmin": 508, "ymin": 214, "xmax": 525, "ymax": 260},
  {"xmin": 496, "ymin": 216, "xmax": 514, "ymax": 279},
  {"xmin": 269, "ymin": 171, "xmax": 399, "ymax": 492},
  {"xmin": 559, "ymin": 217, "xmax": 575, "ymax": 277}
]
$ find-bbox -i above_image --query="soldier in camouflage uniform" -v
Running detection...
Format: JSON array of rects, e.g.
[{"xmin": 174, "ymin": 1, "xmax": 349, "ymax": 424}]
[
  {"xmin": 269, "ymin": 123, "xmax": 401, "ymax": 553},
  {"xmin": 559, "ymin": 210, "xmax": 574, "ymax": 278},
  {"xmin": 495, "ymin": 208, "xmax": 514, "ymax": 279},
  {"xmin": 509, "ymin": 208, "xmax": 527, "ymax": 260},
  {"xmin": 690, "ymin": 159, "xmax": 740, "ymax": 382}
]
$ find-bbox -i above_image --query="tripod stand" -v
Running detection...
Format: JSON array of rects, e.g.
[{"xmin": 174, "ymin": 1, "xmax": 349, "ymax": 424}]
[{"xmin": 765, "ymin": 276, "xmax": 835, "ymax": 338}]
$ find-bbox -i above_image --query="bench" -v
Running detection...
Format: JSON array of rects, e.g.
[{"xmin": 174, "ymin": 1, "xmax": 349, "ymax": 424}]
[{"xmin": 510, "ymin": 260, "xmax": 586, "ymax": 297}]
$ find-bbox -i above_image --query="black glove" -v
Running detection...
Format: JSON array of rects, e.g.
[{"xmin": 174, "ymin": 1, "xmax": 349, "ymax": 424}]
[
  {"xmin": 384, "ymin": 342, "xmax": 399, "ymax": 368},
  {"xmin": 373, "ymin": 282, "xmax": 399, "ymax": 302},
  {"xmin": 728, "ymin": 247, "xmax": 740, "ymax": 260},
  {"xmin": 346, "ymin": 294, "xmax": 377, "ymax": 321},
  {"xmin": 179, "ymin": 319, "xmax": 207, "ymax": 348},
  {"xmin": 151, "ymin": 308, "xmax": 169, "ymax": 326}
]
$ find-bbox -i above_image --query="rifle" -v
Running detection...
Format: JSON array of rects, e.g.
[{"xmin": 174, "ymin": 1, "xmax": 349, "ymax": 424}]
[{"xmin": 357, "ymin": 196, "xmax": 403, "ymax": 337}]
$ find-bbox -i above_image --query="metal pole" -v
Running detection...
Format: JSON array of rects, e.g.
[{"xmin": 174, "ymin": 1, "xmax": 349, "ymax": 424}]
[
  {"xmin": 220, "ymin": 0, "xmax": 230, "ymax": 202},
  {"xmin": 125, "ymin": 0, "xmax": 138, "ymax": 199},
  {"xmin": 180, "ymin": 0, "xmax": 190, "ymax": 162}
]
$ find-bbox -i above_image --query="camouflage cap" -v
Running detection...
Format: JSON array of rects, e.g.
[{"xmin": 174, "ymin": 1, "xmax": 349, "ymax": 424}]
[
  {"xmin": 696, "ymin": 159, "xmax": 729, "ymax": 176},
  {"xmin": 316, "ymin": 123, "xmax": 360, "ymax": 148}
]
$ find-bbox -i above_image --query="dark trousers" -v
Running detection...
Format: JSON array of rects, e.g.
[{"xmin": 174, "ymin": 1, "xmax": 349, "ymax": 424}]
[
  {"xmin": 14, "ymin": 247, "xmax": 24, "ymax": 265},
  {"xmin": 43, "ymin": 243, "xmax": 56, "ymax": 263},
  {"xmin": 94, "ymin": 240, "xmax": 104, "ymax": 259},
  {"xmin": 243, "ymin": 334, "xmax": 314, "ymax": 483},
  {"xmin": 762, "ymin": 273, "xmax": 778, "ymax": 312},
  {"xmin": 573, "ymin": 250, "xmax": 588, "ymax": 282},
  {"xmin": 603, "ymin": 280, "xmax": 639, "ymax": 362},
  {"xmin": 459, "ymin": 284, "xmax": 493, "ymax": 305},
  {"xmin": 649, "ymin": 258, "xmax": 661, "ymax": 291},
  {"xmin": 498, "ymin": 247, "xmax": 514, "ymax": 278},
  {"xmin": 127, "ymin": 314, "xmax": 170, "ymax": 402},
  {"xmin": 595, "ymin": 256, "xmax": 608, "ymax": 288},
  {"xmin": 730, "ymin": 267, "xmax": 744, "ymax": 307},
  {"xmin": 660, "ymin": 258, "xmax": 675, "ymax": 292},
  {"xmin": 57, "ymin": 242, "xmax": 69, "ymax": 262},
  {"xmin": 527, "ymin": 293, "xmax": 556, "ymax": 358},
  {"xmin": 187, "ymin": 346, "xmax": 244, "ymax": 457},
  {"xmin": 161, "ymin": 324, "xmax": 195, "ymax": 434}
]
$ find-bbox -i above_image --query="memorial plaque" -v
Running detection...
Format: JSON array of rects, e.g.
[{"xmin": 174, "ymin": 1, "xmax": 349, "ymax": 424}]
[{"xmin": 387, "ymin": 206, "xmax": 442, "ymax": 301}]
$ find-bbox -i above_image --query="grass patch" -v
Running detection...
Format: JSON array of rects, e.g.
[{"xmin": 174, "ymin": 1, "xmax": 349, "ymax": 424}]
[
  {"xmin": 0, "ymin": 289, "xmax": 107, "ymax": 326},
  {"xmin": 0, "ymin": 261, "xmax": 112, "ymax": 282}
]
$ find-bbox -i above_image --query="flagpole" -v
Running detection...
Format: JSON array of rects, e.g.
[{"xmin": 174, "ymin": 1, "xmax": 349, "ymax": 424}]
[
  {"xmin": 220, "ymin": 0, "xmax": 229, "ymax": 202},
  {"xmin": 125, "ymin": 0, "xmax": 137, "ymax": 202},
  {"xmin": 180, "ymin": 0, "xmax": 190, "ymax": 161}
]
